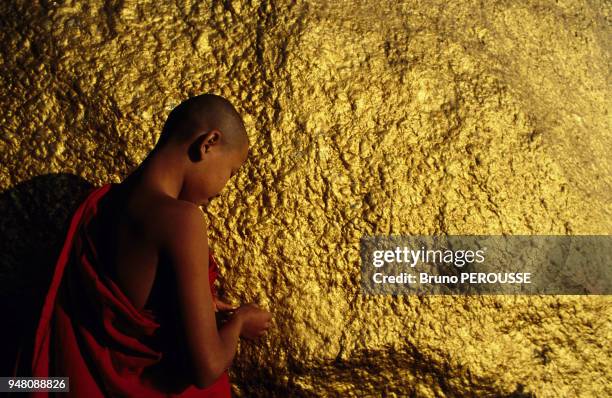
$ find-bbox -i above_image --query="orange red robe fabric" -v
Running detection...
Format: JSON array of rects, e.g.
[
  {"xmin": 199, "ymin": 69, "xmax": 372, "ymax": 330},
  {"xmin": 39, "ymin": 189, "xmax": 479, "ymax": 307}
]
[{"xmin": 16, "ymin": 184, "xmax": 231, "ymax": 397}]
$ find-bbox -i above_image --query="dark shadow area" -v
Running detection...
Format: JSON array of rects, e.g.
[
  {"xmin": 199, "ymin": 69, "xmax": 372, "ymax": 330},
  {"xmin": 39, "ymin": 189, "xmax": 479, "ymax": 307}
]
[{"xmin": 0, "ymin": 173, "xmax": 94, "ymax": 376}]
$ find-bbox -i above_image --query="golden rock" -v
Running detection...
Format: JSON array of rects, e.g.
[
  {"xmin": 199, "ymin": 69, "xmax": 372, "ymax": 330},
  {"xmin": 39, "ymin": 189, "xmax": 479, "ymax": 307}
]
[{"xmin": 0, "ymin": 0, "xmax": 610, "ymax": 396}]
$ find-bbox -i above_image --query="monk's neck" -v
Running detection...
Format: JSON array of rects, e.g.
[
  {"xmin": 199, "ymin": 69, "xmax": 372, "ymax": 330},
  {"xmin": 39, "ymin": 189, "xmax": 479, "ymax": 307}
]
[{"xmin": 124, "ymin": 146, "xmax": 186, "ymax": 200}]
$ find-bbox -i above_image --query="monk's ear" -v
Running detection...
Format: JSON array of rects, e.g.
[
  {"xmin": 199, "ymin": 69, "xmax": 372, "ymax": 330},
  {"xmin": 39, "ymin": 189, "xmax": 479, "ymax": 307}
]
[{"xmin": 188, "ymin": 129, "xmax": 221, "ymax": 162}]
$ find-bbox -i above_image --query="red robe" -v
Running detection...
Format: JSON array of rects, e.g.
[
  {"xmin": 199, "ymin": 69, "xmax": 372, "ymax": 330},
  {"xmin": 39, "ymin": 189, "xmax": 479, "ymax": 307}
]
[{"xmin": 17, "ymin": 184, "xmax": 232, "ymax": 397}]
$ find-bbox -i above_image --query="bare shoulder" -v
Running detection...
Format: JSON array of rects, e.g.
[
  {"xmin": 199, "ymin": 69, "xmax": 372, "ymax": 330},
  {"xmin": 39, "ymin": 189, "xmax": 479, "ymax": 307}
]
[{"xmin": 144, "ymin": 196, "xmax": 208, "ymax": 248}]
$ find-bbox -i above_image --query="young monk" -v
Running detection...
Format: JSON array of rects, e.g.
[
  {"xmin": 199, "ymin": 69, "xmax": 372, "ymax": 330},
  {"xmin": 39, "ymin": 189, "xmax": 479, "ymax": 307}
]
[{"xmin": 17, "ymin": 93, "xmax": 271, "ymax": 397}]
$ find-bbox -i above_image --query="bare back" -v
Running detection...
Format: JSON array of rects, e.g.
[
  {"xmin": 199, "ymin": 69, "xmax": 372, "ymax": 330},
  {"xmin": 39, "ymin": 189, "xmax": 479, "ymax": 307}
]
[{"xmin": 95, "ymin": 183, "xmax": 182, "ymax": 311}]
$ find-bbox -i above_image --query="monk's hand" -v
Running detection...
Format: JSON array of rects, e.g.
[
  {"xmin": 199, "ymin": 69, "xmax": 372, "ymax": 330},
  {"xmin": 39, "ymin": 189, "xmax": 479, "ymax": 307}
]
[
  {"xmin": 213, "ymin": 296, "xmax": 238, "ymax": 312},
  {"xmin": 234, "ymin": 303, "xmax": 272, "ymax": 340}
]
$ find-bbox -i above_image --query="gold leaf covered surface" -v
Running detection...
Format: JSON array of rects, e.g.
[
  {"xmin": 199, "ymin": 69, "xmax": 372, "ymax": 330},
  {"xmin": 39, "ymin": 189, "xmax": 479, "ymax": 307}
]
[{"xmin": 0, "ymin": 1, "xmax": 610, "ymax": 396}]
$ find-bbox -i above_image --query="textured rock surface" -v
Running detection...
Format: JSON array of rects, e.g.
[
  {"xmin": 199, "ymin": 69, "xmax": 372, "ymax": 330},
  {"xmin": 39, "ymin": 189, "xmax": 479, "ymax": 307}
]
[{"xmin": 1, "ymin": 0, "xmax": 610, "ymax": 396}]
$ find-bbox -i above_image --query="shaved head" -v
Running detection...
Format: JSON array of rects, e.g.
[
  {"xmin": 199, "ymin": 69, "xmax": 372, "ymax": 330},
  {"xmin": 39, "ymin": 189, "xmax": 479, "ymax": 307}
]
[{"xmin": 157, "ymin": 93, "xmax": 248, "ymax": 152}]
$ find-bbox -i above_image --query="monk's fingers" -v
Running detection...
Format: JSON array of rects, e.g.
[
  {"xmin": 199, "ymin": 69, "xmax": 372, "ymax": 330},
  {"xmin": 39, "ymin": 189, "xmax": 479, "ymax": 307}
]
[{"xmin": 214, "ymin": 298, "xmax": 238, "ymax": 311}]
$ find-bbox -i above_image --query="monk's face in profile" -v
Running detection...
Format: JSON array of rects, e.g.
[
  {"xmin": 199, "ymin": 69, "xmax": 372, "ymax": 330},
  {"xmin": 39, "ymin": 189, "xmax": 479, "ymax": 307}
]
[{"xmin": 182, "ymin": 128, "xmax": 249, "ymax": 207}]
